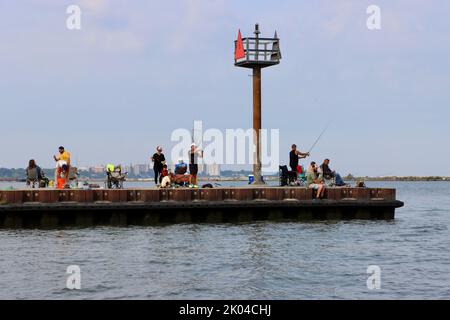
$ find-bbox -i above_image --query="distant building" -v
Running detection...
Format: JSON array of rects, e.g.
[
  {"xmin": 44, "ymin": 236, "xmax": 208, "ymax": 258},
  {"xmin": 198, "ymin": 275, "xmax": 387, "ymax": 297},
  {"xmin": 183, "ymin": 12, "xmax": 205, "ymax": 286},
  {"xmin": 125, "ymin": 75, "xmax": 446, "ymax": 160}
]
[
  {"xmin": 206, "ymin": 164, "xmax": 221, "ymax": 177},
  {"xmin": 90, "ymin": 166, "xmax": 105, "ymax": 174},
  {"xmin": 132, "ymin": 164, "xmax": 150, "ymax": 176},
  {"xmin": 198, "ymin": 163, "xmax": 205, "ymax": 176}
]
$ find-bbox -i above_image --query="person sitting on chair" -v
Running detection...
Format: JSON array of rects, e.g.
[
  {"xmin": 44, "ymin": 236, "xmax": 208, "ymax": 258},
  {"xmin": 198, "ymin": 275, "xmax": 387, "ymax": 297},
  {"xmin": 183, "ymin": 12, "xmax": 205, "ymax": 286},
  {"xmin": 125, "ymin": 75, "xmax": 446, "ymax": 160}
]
[
  {"xmin": 173, "ymin": 159, "xmax": 193, "ymax": 186},
  {"xmin": 172, "ymin": 172, "xmax": 193, "ymax": 186},
  {"xmin": 320, "ymin": 158, "xmax": 346, "ymax": 186},
  {"xmin": 306, "ymin": 162, "xmax": 325, "ymax": 199},
  {"xmin": 175, "ymin": 158, "xmax": 188, "ymax": 175},
  {"xmin": 109, "ymin": 164, "xmax": 125, "ymax": 179},
  {"xmin": 26, "ymin": 159, "xmax": 43, "ymax": 188},
  {"xmin": 105, "ymin": 164, "xmax": 126, "ymax": 189}
]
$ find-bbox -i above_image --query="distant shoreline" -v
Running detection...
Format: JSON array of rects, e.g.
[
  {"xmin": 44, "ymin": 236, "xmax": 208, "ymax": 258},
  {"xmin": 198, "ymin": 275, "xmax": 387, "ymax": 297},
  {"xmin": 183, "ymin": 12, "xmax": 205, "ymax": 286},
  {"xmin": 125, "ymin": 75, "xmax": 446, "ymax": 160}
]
[{"xmin": 342, "ymin": 176, "xmax": 449, "ymax": 182}]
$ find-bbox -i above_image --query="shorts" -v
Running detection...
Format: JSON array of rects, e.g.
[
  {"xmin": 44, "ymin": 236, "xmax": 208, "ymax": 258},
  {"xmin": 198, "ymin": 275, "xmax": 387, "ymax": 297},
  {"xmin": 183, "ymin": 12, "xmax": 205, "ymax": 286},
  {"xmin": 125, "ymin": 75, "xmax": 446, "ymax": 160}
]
[
  {"xmin": 189, "ymin": 164, "xmax": 198, "ymax": 175},
  {"xmin": 309, "ymin": 183, "xmax": 322, "ymax": 190}
]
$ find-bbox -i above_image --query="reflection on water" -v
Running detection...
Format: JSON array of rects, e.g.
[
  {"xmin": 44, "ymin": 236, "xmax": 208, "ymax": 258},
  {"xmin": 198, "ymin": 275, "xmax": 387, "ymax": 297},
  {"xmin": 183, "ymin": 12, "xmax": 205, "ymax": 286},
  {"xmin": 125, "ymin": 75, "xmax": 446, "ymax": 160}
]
[{"xmin": 0, "ymin": 181, "xmax": 449, "ymax": 299}]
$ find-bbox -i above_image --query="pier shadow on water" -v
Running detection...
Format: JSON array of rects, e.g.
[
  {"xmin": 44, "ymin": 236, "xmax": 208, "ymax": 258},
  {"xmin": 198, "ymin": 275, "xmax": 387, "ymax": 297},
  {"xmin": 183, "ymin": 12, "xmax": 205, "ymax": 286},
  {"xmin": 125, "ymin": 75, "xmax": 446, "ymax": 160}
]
[{"xmin": 0, "ymin": 207, "xmax": 396, "ymax": 229}]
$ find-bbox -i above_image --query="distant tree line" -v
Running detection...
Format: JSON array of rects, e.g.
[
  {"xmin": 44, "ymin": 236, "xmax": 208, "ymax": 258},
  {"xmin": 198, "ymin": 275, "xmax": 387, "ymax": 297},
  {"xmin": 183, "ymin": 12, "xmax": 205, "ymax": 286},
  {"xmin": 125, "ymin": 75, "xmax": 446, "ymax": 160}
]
[
  {"xmin": 0, "ymin": 168, "xmax": 26, "ymax": 179},
  {"xmin": 0, "ymin": 168, "xmax": 56, "ymax": 180},
  {"xmin": 342, "ymin": 174, "xmax": 449, "ymax": 181}
]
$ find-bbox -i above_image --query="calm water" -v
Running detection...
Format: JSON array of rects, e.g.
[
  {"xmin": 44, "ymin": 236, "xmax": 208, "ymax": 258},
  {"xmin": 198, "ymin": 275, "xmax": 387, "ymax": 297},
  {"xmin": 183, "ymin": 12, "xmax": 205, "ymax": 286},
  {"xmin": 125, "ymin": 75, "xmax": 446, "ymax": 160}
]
[{"xmin": 0, "ymin": 181, "xmax": 449, "ymax": 299}]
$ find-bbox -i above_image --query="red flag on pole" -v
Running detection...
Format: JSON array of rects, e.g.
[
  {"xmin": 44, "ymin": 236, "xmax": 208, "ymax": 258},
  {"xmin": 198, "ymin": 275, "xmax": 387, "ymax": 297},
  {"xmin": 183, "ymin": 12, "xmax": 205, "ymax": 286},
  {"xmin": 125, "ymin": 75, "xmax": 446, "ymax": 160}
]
[{"xmin": 234, "ymin": 30, "xmax": 245, "ymax": 61}]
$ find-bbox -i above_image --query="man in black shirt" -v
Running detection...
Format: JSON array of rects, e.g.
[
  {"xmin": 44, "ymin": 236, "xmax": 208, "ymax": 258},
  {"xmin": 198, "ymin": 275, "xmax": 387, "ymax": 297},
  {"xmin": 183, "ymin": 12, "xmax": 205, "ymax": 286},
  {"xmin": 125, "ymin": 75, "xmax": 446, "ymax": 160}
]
[
  {"xmin": 289, "ymin": 144, "xmax": 310, "ymax": 176},
  {"xmin": 188, "ymin": 143, "xmax": 203, "ymax": 186},
  {"xmin": 151, "ymin": 146, "xmax": 166, "ymax": 185},
  {"xmin": 320, "ymin": 159, "xmax": 334, "ymax": 180}
]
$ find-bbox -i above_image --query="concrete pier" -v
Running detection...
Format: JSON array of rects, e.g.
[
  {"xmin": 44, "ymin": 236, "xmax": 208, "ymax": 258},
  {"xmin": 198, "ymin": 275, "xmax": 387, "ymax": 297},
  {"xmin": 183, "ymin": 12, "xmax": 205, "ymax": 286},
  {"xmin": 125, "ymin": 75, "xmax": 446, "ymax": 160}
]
[{"xmin": 0, "ymin": 187, "xmax": 404, "ymax": 228}]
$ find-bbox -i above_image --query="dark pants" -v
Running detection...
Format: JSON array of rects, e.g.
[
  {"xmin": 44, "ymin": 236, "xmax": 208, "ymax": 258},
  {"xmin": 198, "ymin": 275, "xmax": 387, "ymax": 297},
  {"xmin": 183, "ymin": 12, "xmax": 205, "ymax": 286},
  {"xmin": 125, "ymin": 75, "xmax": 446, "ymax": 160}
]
[
  {"xmin": 335, "ymin": 173, "xmax": 345, "ymax": 186},
  {"xmin": 290, "ymin": 165, "xmax": 298, "ymax": 178},
  {"xmin": 154, "ymin": 167, "xmax": 162, "ymax": 185}
]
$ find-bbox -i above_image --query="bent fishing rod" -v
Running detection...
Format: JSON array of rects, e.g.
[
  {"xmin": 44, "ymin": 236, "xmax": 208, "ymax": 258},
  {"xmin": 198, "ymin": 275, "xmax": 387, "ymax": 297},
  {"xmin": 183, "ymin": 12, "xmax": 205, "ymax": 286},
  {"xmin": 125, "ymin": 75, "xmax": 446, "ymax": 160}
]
[{"xmin": 307, "ymin": 120, "xmax": 332, "ymax": 154}]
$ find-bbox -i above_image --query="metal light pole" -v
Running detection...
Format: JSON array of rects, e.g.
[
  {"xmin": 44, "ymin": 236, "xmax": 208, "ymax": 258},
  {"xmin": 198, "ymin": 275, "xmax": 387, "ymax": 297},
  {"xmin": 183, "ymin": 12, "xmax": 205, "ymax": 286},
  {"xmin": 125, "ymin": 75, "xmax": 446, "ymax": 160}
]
[
  {"xmin": 252, "ymin": 65, "xmax": 262, "ymax": 184},
  {"xmin": 234, "ymin": 24, "xmax": 281, "ymax": 184}
]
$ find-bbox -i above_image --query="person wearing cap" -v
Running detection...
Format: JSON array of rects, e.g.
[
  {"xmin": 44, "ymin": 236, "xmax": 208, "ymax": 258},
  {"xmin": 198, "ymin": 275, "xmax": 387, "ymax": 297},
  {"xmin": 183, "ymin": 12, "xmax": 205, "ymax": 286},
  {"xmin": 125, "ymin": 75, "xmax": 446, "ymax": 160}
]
[
  {"xmin": 188, "ymin": 143, "xmax": 203, "ymax": 187},
  {"xmin": 53, "ymin": 146, "xmax": 71, "ymax": 187},
  {"xmin": 174, "ymin": 158, "xmax": 187, "ymax": 175},
  {"xmin": 151, "ymin": 146, "xmax": 166, "ymax": 186},
  {"xmin": 171, "ymin": 159, "xmax": 192, "ymax": 187},
  {"xmin": 306, "ymin": 161, "xmax": 325, "ymax": 199}
]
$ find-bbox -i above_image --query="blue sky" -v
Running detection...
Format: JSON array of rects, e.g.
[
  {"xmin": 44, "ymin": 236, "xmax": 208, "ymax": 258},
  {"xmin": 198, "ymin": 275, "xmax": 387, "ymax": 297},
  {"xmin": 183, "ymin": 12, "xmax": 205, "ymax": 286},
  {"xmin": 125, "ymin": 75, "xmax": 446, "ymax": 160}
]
[{"xmin": 0, "ymin": 0, "xmax": 449, "ymax": 176}]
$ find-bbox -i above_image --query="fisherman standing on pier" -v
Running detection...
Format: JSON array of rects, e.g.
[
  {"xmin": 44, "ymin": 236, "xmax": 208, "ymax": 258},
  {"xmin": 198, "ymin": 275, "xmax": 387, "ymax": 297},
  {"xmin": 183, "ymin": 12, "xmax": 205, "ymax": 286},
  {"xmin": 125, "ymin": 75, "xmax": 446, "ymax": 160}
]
[
  {"xmin": 53, "ymin": 146, "xmax": 70, "ymax": 187},
  {"xmin": 188, "ymin": 143, "xmax": 203, "ymax": 187},
  {"xmin": 151, "ymin": 146, "xmax": 166, "ymax": 186},
  {"xmin": 289, "ymin": 144, "xmax": 309, "ymax": 179}
]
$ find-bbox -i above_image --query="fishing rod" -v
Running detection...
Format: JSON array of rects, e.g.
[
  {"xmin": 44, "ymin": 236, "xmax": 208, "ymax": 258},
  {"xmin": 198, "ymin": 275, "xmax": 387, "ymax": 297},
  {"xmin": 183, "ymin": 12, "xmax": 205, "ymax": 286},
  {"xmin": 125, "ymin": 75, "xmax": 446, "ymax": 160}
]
[
  {"xmin": 191, "ymin": 121, "xmax": 203, "ymax": 147},
  {"xmin": 307, "ymin": 120, "xmax": 332, "ymax": 154}
]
